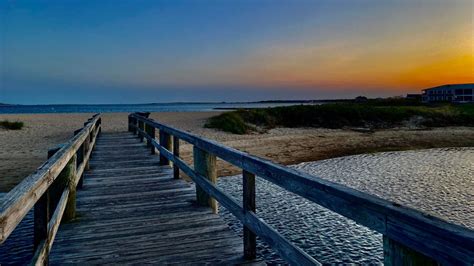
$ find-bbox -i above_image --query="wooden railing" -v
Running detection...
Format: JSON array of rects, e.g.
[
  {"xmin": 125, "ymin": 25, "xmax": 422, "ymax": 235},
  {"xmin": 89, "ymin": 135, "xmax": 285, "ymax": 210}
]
[
  {"xmin": 129, "ymin": 112, "xmax": 474, "ymax": 265},
  {"xmin": 0, "ymin": 114, "xmax": 101, "ymax": 265}
]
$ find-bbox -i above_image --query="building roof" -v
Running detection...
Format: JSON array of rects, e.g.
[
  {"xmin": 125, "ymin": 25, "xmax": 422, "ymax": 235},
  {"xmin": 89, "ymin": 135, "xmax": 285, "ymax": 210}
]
[{"xmin": 422, "ymin": 83, "xmax": 474, "ymax": 91}]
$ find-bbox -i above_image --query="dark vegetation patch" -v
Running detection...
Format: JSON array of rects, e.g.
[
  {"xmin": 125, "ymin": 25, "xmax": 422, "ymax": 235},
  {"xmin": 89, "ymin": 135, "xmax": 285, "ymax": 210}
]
[
  {"xmin": 0, "ymin": 120, "xmax": 24, "ymax": 130},
  {"xmin": 205, "ymin": 103, "xmax": 474, "ymax": 134}
]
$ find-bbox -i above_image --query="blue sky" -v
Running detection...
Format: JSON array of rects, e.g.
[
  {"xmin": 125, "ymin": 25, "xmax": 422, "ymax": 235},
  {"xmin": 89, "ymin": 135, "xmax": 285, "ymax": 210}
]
[{"xmin": 1, "ymin": 0, "xmax": 472, "ymax": 104}]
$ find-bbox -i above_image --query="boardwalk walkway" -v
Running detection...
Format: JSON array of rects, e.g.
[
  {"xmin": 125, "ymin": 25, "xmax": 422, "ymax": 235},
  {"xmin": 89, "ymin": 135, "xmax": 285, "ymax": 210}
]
[
  {"xmin": 49, "ymin": 132, "xmax": 246, "ymax": 264},
  {"xmin": 2, "ymin": 113, "xmax": 471, "ymax": 265}
]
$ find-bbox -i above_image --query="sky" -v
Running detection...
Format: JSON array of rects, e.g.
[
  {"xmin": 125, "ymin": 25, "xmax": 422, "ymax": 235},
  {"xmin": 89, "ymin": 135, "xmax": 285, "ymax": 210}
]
[{"xmin": 0, "ymin": 0, "xmax": 473, "ymax": 104}]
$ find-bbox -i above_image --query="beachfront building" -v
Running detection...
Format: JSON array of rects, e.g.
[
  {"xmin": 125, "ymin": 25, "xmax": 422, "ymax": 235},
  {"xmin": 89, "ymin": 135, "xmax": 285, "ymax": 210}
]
[{"xmin": 422, "ymin": 83, "xmax": 474, "ymax": 103}]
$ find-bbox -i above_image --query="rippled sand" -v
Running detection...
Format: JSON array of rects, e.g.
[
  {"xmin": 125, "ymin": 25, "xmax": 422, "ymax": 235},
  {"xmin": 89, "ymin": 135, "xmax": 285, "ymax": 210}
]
[
  {"xmin": 297, "ymin": 147, "xmax": 474, "ymax": 229},
  {"xmin": 217, "ymin": 148, "xmax": 473, "ymax": 264}
]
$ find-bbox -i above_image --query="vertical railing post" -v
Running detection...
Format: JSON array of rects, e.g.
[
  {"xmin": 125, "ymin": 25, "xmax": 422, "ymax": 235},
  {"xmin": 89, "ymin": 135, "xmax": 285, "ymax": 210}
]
[
  {"xmin": 34, "ymin": 189, "xmax": 50, "ymax": 258},
  {"xmin": 173, "ymin": 136, "xmax": 180, "ymax": 179},
  {"xmin": 46, "ymin": 145, "xmax": 78, "ymax": 223},
  {"xmin": 383, "ymin": 236, "xmax": 437, "ymax": 265},
  {"xmin": 138, "ymin": 120, "xmax": 144, "ymax": 142},
  {"xmin": 128, "ymin": 115, "xmax": 133, "ymax": 132},
  {"xmin": 146, "ymin": 124, "xmax": 156, "ymax": 154},
  {"xmin": 193, "ymin": 146, "xmax": 218, "ymax": 214},
  {"xmin": 62, "ymin": 154, "xmax": 77, "ymax": 222},
  {"xmin": 159, "ymin": 131, "xmax": 172, "ymax": 165},
  {"xmin": 243, "ymin": 170, "xmax": 257, "ymax": 260},
  {"xmin": 132, "ymin": 116, "xmax": 137, "ymax": 135}
]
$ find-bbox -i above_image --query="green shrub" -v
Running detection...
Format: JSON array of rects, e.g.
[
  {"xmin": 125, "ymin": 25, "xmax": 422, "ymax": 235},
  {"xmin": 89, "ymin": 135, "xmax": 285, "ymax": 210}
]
[
  {"xmin": 204, "ymin": 112, "xmax": 250, "ymax": 134},
  {"xmin": 0, "ymin": 120, "xmax": 24, "ymax": 130},
  {"xmin": 205, "ymin": 103, "xmax": 474, "ymax": 134}
]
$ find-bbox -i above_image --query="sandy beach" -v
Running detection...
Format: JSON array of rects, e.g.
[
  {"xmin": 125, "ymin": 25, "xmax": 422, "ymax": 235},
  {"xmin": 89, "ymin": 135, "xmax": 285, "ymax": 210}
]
[{"xmin": 1, "ymin": 112, "xmax": 474, "ymax": 192}]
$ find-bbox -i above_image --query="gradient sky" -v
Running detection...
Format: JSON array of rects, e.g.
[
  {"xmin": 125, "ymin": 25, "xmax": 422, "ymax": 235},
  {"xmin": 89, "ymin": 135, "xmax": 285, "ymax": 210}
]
[{"xmin": 1, "ymin": 0, "xmax": 473, "ymax": 104}]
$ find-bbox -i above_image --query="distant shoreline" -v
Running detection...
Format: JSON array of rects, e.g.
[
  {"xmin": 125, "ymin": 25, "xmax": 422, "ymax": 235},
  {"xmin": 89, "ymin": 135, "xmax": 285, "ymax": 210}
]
[
  {"xmin": 0, "ymin": 99, "xmax": 352, "ymax": 106},
  {"xmin": 0, "ymin": 101, "xmax": 326, "ymax": 114}
]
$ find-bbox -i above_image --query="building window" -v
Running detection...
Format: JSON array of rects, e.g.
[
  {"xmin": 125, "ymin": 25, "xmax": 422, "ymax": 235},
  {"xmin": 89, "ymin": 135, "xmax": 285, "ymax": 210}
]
[{"xmin": 455, "ymin": 89, "xmax": 463, "ymax": 95}]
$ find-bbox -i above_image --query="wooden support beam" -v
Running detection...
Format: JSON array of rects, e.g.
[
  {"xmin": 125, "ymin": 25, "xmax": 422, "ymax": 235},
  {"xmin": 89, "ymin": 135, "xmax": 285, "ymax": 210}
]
[
  {"xmin": 243, "ymin": 170, "xmax": 257, "ymax": 260},
  {"xmin": 193, "ymin": 146, "xmax": 218, "ymax": 214},
  {"xmin": 159, "ymin": 131, "xmax": 172, "ymax": 166},
  {"xmin": 128, "ymin": 116, "xmax": 132, "ymax": 132},
  {"xmin": 383, "ymin": 236, "xmax": 438, "ymax": 266},
  {"xmin": 33, "ymin": 191, "xmax": 49, "ymax": 252},
  {"xmin": 62, "ymin": 154, "xmax": 77, "ymax": 222},
  {"xmin": 46, "ymin": 145, "xmax": 78, "ymax": 223},
  {"xmin": 173, "ymin": 136, "xmax": 180, "ymax": 179},
  {"xmin": 138, "ymin": 120, "xmax": 144, "ymax": 142},
  {"xmin": 146, "ymin": 124, "xmax": 156, "ymax": 154},
  {"xmin": 131, "ymin": 117, "xmax": 137, "ymax": 135}
]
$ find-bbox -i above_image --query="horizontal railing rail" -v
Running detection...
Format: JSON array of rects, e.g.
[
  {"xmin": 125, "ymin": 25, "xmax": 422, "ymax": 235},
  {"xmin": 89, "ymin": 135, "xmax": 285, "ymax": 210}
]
[
  {"xmin": 129, "ymin": 112, "xmax": 474, "ymax": 265},
  {"xmin": 0, "ymin": 114, "xmax": 101, "ymax": 265}
]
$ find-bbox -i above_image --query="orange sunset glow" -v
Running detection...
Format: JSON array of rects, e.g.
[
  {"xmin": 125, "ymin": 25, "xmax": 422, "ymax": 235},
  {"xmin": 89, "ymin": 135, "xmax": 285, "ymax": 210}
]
[{"xmin": 2, "ymin": 0, "xmax": 473, "ymax": 103}]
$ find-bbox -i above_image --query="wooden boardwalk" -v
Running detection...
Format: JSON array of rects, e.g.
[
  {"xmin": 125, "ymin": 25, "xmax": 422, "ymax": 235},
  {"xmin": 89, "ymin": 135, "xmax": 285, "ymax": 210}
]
[
  {"xmin": 48, "ymin": 132, "xmax": 247, "ymax": 264},
  {"xmin": 2, "ymin": 113, "xmax": 472, "ymax": 265}
]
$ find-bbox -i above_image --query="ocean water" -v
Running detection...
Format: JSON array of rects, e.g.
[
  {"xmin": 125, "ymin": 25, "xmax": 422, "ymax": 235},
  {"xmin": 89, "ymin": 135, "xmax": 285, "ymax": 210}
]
[
  {"xmin": 217, "ymin": 148, "xmax": 473, "ymax": 264},
  {"xmin": 0, "ymin": 102, "xmax": 309, "ymax": 114}
]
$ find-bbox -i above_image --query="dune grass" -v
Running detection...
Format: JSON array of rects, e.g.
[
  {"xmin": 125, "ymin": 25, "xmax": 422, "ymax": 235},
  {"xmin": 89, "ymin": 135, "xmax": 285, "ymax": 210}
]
[
  {"xmin": 205, "ymin": 103, "xmax": 474, "ymax": 134},
  {"xmin": 0, "ymin": 120, "xmax": 24, "ymax": 130}
]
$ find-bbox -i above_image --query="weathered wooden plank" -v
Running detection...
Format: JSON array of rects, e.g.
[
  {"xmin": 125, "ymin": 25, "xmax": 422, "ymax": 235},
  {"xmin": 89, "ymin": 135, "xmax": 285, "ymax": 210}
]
[
  {"xmin": 53, "ymin": 217, "xmax": 230, "ymax": 244},
  {"xmin": 52, "ymin": 228, "xmax": 240, "ymax": 259},
  {"xmin": 89, "ymin": 160, "xmax": 160, "ymax": 170},
  {"xmin": 84, "ymin": 174, "xmax": 172, "ymax": 185},
  {"xmin": 86, "ymin": 165, "xmax": 161, "ymax": 174},
  {"xmin": 53, "ymin": 238, "xmax": 243, "ymax": 264},
  {"xmin": 55, "ymin": 209, "xmax": 215, "ymax": 231},
  {"xmin": 71, "ymin": 187, "xmax": 194, "ymax": 204}
]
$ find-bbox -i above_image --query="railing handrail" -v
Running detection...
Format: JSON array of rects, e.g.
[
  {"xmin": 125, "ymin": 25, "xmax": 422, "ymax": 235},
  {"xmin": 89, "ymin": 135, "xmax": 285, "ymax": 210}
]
[
  {"xmin": 0, "ymin": 114, "xmax": 101, "ymax": 244},
  {"xmin": 129, "ymin": 112, "xmax": 474, "ymax": 265}
]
